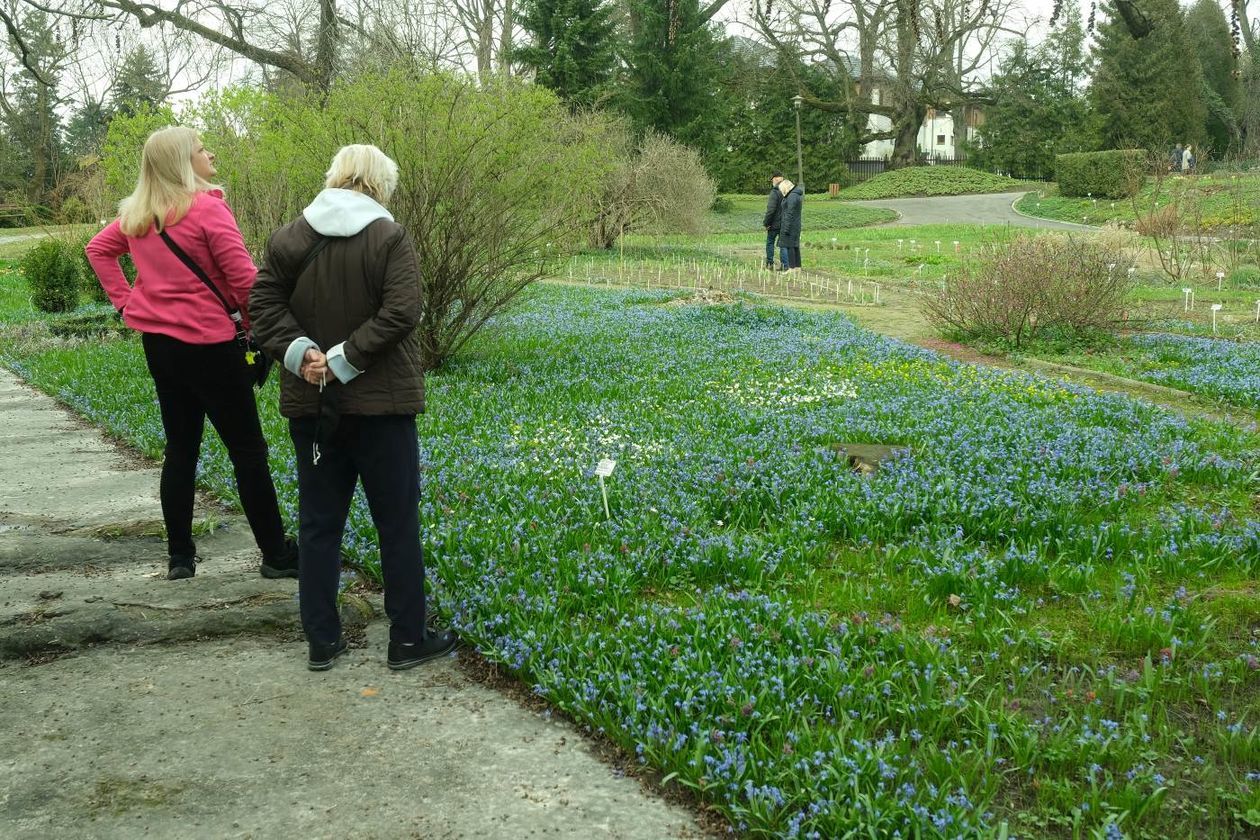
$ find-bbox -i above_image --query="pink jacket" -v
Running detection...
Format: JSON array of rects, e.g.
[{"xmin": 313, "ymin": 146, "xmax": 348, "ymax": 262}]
[{"xmin": 86, "ymin": 190, "xmax": 258, "ymax": 344}]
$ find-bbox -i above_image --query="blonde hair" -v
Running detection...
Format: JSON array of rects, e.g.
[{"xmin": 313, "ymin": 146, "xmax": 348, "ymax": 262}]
[
  {"xmin": 324, "ymin": 144, "xmax": 399, "ymax": 204},
  {"xmin": 118, "ymin": 126, "xmax": 219, "ymax": 237}
]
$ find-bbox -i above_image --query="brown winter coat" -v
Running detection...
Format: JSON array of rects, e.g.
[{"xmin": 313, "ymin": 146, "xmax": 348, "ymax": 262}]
[{"xmin": 250, "ymin": 215, "xmax": 424, "ymax": 418}]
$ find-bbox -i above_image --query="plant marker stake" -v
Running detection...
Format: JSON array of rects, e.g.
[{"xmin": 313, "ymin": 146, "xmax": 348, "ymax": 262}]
[
  {"xmin": 897, "ymin": 239, "xmax": 903, "ymax": 251},
  {"xmin": 1182, "ymin": 288, "xmax": 1192, "ymax": 312},
  {"xmin": 953, "ymin": 240, "xmax": 960, "ymax": 254},
  {"xmin": 1211, "ymin": 303, "xmax": 1222, "ymax": 335},
  {"xmin": 1216, "ymin": 271, "xmax": 1225, "ymax": 291},
  {"xmin": 595, "ymin": 458, "xmax": 616, "ymax": 519},
  {"xmin": 935, "ymin": 240, "xmax": 941, "ymax": 253},
  {"xmin": 847, "ymin": 278, "xmax": 853, "ymax": 297},
  {"xmin": 1254, "ymin": 300, "xmax": 1259, "ymax": 323},
  {"xmin": 874, "ymin": 283, "xmax": 881, "ymax": 304}
]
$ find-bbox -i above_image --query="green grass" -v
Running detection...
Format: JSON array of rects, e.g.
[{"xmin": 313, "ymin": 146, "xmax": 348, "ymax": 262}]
[
  {"xmin": 1016, "ymin": 175, "xmax": 1260, "ymax": 229},
  {"xmin": 838, "ymin": 167, "xmax": 1033, "ymax": 200},
  {"xmin": 707, "ymin": 194, "xmax": 895, "ymax": 234}
]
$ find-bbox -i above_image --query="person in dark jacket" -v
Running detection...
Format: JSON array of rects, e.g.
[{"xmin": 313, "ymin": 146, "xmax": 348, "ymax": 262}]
[
  {"xmin": 776, "ymin": 178, "xmax": 804, "ymax": 270},
  {"xmin": 762, "ymin": 171, "xmax": 788, "ymax": 270},
  {"xmin": 250, "ymin": 144, "xmax": 456, "ymax": 672}
]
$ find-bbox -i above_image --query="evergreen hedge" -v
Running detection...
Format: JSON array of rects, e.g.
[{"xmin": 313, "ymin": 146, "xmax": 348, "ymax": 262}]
[
  {"xmin": 1054, "ymin": 149, "xmax": 1148, "ymax": 198},
  {"xmin": 22, "ymin": 238, "xmax": 81, "ymax": 314}
]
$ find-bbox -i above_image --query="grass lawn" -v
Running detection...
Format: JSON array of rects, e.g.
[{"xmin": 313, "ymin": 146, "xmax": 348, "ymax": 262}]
[
  {"xmin": 1015, "ymin": 175, "xmax": 1260, "ymax": 229},
  {"xmin": 709, "ymin": 194, "xmax": 896, "ymax": 235},
  {"xmin": 3, "ymin": 261, "xmax": 1259, "ymax": 837}
]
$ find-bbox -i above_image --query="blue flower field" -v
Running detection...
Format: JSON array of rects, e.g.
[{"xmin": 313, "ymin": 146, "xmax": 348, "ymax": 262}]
[{"xmin": 6, "ymin": 283, "xmax": 1260, "ymax": 839}]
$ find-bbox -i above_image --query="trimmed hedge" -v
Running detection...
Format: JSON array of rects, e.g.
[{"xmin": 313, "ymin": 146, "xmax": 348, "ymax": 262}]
[{"xmin": 1054, "ymin": 149, "xmax": 1148, "ymax": 199}]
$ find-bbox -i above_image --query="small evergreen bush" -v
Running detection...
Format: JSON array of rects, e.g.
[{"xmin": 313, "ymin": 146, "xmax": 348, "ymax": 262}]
[
  {"xmin": 1054, "ymin": 150, "xmax": 1148, "ymax": 198},
  {"xmin": 22, "ymin": 238, "xmax": 81, "ymax": 313}
]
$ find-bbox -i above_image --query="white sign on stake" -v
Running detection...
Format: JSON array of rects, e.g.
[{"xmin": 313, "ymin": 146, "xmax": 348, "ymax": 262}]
[
  {"xmin": 1182, "ymin": 288, "xmax": 1192, "ymax": 312},
  {"xmin": 1216, "ymin": 271, "xmax": 1225, "ymax": 291},
  {"xmin": 595, "ymin": 458, "xmax": 617, "ymax": 519},
  {"xmin": 1211, "ymin": 303, "xmax": 1222, "ymax": 335}
]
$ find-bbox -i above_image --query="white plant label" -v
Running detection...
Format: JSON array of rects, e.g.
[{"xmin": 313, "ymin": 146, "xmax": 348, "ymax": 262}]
[{"xmin": 595, "ymin": 458, "xmax": 616, "ymax": 519}]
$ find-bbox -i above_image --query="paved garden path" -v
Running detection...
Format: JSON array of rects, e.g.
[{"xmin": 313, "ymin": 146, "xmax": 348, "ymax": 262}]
[
  {"xmin": 0, "ymin": 369, "xmax": 709, "ymax": 840},
  {"xmin": 842, "ymin": 190, "xmax": 1096, "ymax": 231}
]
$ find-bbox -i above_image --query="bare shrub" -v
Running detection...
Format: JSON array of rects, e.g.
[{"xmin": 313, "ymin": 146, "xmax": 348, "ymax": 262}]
[
  {"xmin": 922, "ymin": 234, "xmax": 1132, "ymax": 348},
  {"xmin": 132, "ymin": 73, "xmax": 612, "ymax": 371},
  {"xmin": 1135, "ymin": 204, "xmax": 1180, "ymax": 238},
  {"xmin": 588, "ymin": 122, "xmax": 716, "ymax": 249}
]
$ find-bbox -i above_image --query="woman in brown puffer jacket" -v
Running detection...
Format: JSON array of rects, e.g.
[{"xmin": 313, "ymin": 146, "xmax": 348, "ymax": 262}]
[{"xmin": 250, "ymin": 144, "xmax": 456, "ymax": 672}]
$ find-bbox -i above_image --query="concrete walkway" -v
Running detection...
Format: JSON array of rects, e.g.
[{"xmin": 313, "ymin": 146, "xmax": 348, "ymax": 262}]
[
  {"xmin": 842, "ymin": 190, "xmax": 1097, "ymax": 230},
  {"xmin": 0, "ymin": 369, "xmax": 707, "ymax": 839}
]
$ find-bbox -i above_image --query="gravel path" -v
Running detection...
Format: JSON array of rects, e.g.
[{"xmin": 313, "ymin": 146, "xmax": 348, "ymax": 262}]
[{"xmin": 842, "ymin": 191, "xmax": 1097, "ymax": 230}]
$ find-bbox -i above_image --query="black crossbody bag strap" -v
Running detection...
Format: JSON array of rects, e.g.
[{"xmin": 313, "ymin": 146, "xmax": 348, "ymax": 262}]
[
  {"xmin": 157, "ymin": 228, "xmax": 245, "ymax": 339},
  {"xmin": 157, "ymin": 228, "xmax": 329, "ymax": 338}
]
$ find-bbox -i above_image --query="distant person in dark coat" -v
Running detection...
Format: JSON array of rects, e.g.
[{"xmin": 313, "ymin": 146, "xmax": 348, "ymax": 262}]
[
  {"xmin": 776, "ymin": 178, "xmax": 804, "ymax": 271},
  {"xmin": 1170, "ymin": 144, "xmax": 1183, "ymax": 173},
  {"xmin": 762, "ymin": 171, "xmax": 788, "ymax": 270}
]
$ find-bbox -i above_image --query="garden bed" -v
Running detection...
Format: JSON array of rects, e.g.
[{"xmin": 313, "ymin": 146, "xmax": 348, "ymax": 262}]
[{"xmin": 4, "ymin": 281, "xmax": 1258, "ymax": 838}]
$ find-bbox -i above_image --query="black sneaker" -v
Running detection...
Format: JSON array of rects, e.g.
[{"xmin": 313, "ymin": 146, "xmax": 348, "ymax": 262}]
[
  {"xmin": 307, "ymin": 637, "xmax": 348, "ymax": 671},
  {"xmin": 167, "ymin": 554, "xmax": 196, "ymax": 580},
  {"xmin": 260, "ymin": 538, "xmax": 299, "ymax": 579},
  {"xmin": 387, "ymin": 630, "xmax": 457, "ymax": 670}
]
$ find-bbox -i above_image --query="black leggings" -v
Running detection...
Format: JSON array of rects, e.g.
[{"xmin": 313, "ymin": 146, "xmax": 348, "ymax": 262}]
[{"xmin": 142, "ymin": 332, "xmax": 286, "ymax": 559}]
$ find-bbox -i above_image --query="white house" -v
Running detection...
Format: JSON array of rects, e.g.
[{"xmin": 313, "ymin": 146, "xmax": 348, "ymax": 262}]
[{"xmin": 860, "ymin": 87, "xmax": 985, "ymax": 159}]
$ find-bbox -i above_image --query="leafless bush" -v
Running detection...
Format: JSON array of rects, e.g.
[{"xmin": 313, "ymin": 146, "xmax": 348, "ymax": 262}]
[
  {"xmin": 923, "ymin": 235, "xmax": 1132, "ymax": 348},
  {"xmin": 1135, "ymin": 204, "xmax": 1180, "ymax": 238},
  {"xmin": 588, "ymin": 122, "xmax": 716, "ymax": 249}
]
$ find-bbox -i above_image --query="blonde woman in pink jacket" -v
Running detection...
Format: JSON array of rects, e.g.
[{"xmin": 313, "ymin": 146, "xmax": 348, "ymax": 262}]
[{"xmin": 86, "ymin": 126, "xmax": 298, "ymax": 581}]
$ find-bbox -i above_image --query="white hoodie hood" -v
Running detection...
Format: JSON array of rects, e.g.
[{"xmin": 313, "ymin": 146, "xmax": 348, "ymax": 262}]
[{"xmin": 302, "ymin": 188, "xmax": 393, "ymax": 237}]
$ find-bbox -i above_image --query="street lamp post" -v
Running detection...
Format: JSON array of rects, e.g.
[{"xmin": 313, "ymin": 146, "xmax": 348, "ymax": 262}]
[{"xmin": 792, "ymin": 94, "xmax": 804, "ymax": 190}]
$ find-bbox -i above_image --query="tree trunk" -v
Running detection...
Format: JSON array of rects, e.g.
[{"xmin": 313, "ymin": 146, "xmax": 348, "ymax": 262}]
[
  {"xmin": 315, "ymin": 0, "xmax": 338, "ymax": 92},
  {"xmin": 499, "ymin": 0, "xmax": 513, "ymax": 74},
  {"xmin": 889, "ymin": 105, "xmax": 925, "ymax": 168}
]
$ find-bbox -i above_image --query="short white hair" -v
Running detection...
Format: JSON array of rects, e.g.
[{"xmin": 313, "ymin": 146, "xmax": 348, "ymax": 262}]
[{"xmin": 324, "ymin": 144, "xmax": 399, "ymax": 204}]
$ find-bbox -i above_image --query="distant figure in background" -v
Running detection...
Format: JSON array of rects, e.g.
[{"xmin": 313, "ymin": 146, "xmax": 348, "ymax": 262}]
[
  {"xmin": 762, "ymin": 171, "xmax": 789, "ymax": 270},
  {"xmin": 776, "ymin": 177, "xmax": 804, "ymax": 271},
  {"xmin": 1182, "ymin": 145, "xmax": 1196, "ymax": 174},
  {"xmin": 1170, "ymin": 144, "xmax": 1183, "ymax": 173}
]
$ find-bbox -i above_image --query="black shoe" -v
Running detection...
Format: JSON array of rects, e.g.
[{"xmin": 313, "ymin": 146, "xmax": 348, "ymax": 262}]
[
  {"xmin": 167, "ymin": 554, "xmax": 196, "ymax": 580},
  {"xmin": 387, "ymin": 630, "xmax": 457, "ymax": 670},
  {"xmin": 307, "ymin": 637, "xmax": 348, "ymax": 671},
  {"xmin": 260, "ymin": 538, "xmax": 299, "ymax": 579}
]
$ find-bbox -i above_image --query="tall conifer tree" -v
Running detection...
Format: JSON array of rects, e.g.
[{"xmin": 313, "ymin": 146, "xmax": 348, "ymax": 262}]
[
  {"xmin": 516, "ymin": 0, "xmax": 617, "ymax": 110},
  {"xmin": 1090, "ymin": 0, "xmax": 1207, "ymax": 152}
]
